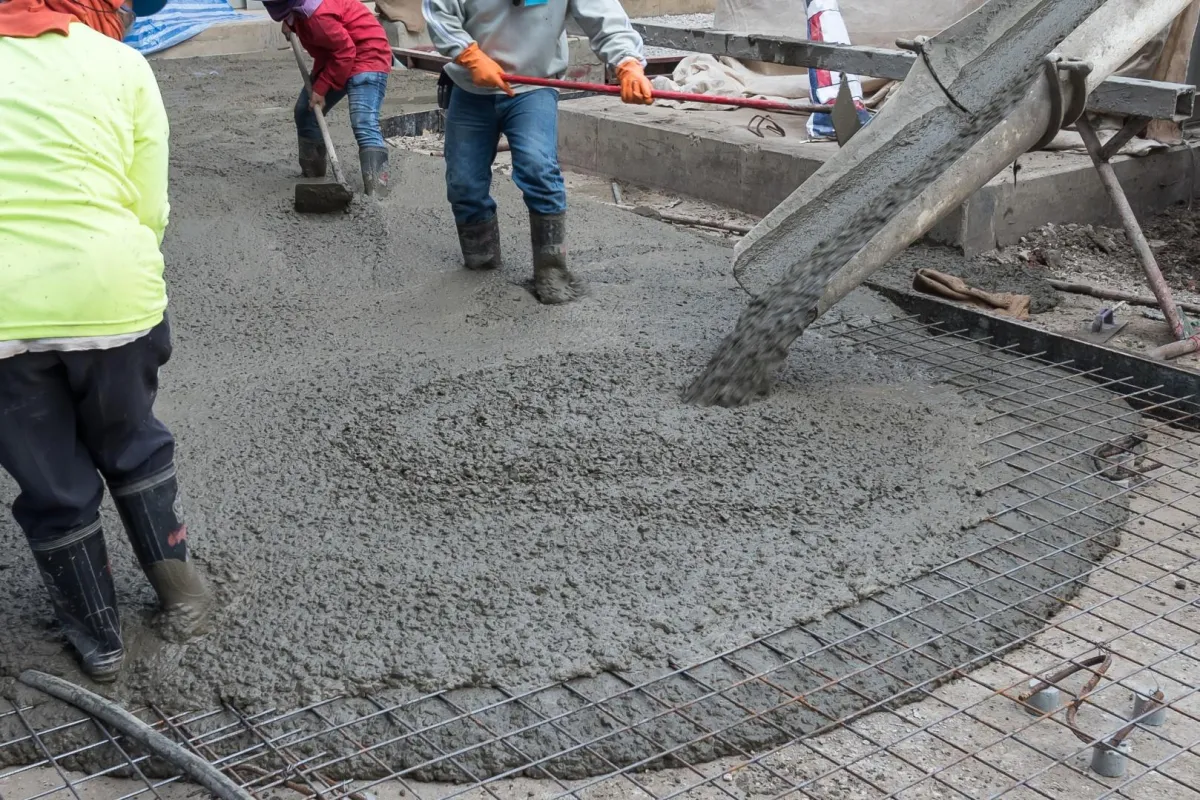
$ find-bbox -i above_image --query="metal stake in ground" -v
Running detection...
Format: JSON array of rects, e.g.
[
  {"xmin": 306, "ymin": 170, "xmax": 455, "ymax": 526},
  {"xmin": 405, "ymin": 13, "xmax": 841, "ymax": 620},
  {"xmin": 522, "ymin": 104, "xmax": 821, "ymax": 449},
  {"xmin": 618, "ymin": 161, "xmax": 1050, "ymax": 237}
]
[{"xmin": 288, "ymin": 31, "xmax": 354, "ymax": 214}]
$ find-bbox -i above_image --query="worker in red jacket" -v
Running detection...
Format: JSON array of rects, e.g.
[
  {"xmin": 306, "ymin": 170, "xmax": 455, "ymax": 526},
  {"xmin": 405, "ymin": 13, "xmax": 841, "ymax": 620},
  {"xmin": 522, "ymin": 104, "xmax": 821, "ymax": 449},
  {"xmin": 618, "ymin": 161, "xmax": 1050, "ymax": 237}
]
[{"xmin": 263, "ymin": 0, "xmax": 393, "ymax": 195}]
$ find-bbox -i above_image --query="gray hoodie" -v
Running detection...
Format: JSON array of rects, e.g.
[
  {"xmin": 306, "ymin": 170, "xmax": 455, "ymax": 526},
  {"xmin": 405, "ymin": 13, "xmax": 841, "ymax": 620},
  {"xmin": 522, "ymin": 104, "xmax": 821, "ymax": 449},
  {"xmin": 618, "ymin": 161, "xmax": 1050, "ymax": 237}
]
[{"xmin": 423, "ymin": 0, "xmax": 645, "ymax": 94}]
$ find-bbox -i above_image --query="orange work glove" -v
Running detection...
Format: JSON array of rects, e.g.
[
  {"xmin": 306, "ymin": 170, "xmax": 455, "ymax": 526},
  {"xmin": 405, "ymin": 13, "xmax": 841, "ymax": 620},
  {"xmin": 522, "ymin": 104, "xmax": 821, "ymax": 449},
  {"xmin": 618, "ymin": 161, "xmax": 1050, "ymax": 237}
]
[
  {"xmin": 616, "ymin": 58, "xmax": 653, "ymax": 105},
  {"xmin": 455, "ymin": 42, "xmax": 514, "ymax": 96}
]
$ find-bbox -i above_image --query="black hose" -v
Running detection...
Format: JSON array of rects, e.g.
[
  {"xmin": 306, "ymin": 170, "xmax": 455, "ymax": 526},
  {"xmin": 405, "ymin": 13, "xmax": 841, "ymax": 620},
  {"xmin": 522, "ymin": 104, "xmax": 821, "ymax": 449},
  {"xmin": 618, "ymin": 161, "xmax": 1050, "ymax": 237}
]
[{"xmin": 19, "ymin": 670, "xmax": 254, "ymax": 800}]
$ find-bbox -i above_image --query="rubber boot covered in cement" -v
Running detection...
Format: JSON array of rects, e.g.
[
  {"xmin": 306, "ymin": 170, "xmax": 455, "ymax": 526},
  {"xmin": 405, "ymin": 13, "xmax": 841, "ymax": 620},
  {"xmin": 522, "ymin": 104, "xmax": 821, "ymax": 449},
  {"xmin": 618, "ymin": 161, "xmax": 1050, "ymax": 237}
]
[
  {"xmin": 530, "ymin": 212, "xmax": 582, "ymax": 304},
  {"xmin": 457, "ymin": 216, "xmax": 502, "ymax": 270},
  {"xmin": 298, "ymin": 137, "xmax": 327, "ymax": 178},
  {"xmin": 110, "ymin": 465, "xmax": 214, "ymax": 641},
  {"xmin": 359, "ymin": 147, "xmax": 390, "ymax": 197},
  {"xmin": 30, "ymin": 521, "xmax": 125, "ymax": 682}
]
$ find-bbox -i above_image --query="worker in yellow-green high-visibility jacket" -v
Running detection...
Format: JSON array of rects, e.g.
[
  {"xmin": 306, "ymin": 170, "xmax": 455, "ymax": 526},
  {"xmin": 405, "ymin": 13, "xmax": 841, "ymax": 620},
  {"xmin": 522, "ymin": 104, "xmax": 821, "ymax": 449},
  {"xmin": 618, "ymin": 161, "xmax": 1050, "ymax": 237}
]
[{"xmin": 0, "ymin": 0, "xmax": 213, "ymax": 682}]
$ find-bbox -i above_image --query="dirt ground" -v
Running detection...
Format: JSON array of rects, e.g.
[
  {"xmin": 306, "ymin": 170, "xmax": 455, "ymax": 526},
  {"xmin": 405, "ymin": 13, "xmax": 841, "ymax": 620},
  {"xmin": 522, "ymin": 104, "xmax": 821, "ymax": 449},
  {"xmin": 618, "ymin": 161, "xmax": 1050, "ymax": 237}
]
[{"xmin": 1003, "ymin": 211, "xmax": 1200, "ymax": 365}]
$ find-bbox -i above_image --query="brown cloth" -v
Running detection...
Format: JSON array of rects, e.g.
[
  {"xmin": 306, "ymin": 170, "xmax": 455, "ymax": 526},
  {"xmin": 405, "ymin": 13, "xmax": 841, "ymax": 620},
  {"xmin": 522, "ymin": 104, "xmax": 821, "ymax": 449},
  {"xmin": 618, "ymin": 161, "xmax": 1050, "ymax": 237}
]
[
  {"xmin": 374, "ymin": 0, "xmax": 423, "ymax": 33},
  {"xmin": 913, "ymin": 268, "xmax": 1032, "ymax": 320},
  {"xmin": 1146, "ymin": 0, "xmax": 1200, "ymax": 144}
]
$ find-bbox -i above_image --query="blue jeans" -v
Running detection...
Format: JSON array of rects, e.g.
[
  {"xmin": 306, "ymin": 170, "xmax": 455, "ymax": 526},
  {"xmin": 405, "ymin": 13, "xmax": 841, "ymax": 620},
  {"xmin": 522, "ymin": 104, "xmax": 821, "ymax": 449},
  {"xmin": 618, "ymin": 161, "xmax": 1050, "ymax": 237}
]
[
  {"xmin": 444, "ymin": 87, "xmax": 567, "ymax": 225},
  {"xmin": 295, "ymin": 71, "xmax": 388, "ymax": 150}
]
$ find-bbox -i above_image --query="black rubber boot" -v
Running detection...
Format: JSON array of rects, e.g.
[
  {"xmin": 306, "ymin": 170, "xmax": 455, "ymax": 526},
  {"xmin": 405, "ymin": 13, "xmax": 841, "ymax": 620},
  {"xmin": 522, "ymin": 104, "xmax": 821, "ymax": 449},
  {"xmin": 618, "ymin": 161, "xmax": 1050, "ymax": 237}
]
[
  {"xmin": 530, "ymin": 212, "xmax": 582, "ymax": 304},
  {"xmin": 30, "ymin": 520, "xmax": 125, "ymax": 682},
  {"xmin": 457, "ymin": 217, "xmax": 503, "ymax": 271},
  {"xmin": 298, "ymin": 137, "xmax": 327, "ymax": 178},
  {"xmin": 110, "ymin": 465, "xmax": 213, "ymax": 642},
  {"xmin": 359, "ymin": 147, "xmax": 390, "ymax": 197}
]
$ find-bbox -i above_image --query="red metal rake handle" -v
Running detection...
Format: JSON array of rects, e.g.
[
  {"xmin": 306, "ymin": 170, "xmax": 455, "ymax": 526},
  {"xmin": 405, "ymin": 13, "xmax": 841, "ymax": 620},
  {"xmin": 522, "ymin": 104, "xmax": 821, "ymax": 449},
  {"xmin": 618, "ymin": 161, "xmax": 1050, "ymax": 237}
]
[{"xmin": 500, "ymin": 73, "xmax": 831, "ymax": 114}]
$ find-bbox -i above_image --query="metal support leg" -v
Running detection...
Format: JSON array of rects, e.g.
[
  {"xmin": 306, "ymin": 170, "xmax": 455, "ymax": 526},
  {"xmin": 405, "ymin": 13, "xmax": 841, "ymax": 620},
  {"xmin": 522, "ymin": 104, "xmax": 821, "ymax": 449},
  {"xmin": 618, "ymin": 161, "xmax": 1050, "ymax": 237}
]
[
  {"xmin": 1075, "ymin": 114, "xmax": 1199, "ymax": 359},
  {"xmin": 1099, "ymin": 115, "xmax": 1151, "ymax": 160}
]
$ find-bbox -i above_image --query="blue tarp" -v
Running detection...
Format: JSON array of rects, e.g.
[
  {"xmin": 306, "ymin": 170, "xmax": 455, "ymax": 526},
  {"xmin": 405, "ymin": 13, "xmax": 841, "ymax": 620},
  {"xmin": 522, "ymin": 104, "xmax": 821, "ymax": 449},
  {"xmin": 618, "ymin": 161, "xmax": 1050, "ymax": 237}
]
[{"xmin": 124, "ymin": 0, "xmax": 251, "ymax": 55}]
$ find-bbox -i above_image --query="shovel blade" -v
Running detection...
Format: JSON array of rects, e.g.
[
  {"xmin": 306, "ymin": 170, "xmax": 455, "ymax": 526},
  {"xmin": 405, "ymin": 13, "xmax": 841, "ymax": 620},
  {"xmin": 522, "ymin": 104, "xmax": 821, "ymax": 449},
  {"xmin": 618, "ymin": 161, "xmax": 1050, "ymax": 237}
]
[
  {"xmin": 831, "ymin": 78, "xmax": 862, "ymax": 147},
  {"xmin": 294, "ymin": 180, "xmax": 353, "ymax": 214}
]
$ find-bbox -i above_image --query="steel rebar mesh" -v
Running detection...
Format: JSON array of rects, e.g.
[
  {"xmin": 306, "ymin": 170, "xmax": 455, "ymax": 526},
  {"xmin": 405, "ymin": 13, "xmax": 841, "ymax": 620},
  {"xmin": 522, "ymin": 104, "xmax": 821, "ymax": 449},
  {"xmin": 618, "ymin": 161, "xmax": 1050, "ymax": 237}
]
[{"xmin": 2, "ymin": 315, "xmax": 1197, "ymax": 800}]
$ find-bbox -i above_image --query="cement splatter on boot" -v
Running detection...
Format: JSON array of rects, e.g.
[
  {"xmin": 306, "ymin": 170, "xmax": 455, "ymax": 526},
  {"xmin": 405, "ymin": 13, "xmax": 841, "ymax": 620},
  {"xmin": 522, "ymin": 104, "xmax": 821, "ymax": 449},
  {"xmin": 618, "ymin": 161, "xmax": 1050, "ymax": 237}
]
[
  {"xmin": 110, "ymin": 465, "xmax": 214, "ymax": 643},
  {"xmin": 457, "ymin": 216, "xmax": 503, "ymax": 270},
  {"xmin": 530, "ymin": 212, "xmax": 582, "ymax": 304},
  {"xmin": 145, "ymin": 560, "xmax": 215, "ymax": 642}
]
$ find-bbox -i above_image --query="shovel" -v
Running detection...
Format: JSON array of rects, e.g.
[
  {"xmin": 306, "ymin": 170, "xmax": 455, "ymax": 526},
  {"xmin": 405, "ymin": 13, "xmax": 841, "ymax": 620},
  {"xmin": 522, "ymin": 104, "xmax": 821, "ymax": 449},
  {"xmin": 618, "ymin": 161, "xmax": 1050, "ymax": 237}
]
[{"xmin": 288, "ymin": 31, "xmax": 353, "ymax": 213}]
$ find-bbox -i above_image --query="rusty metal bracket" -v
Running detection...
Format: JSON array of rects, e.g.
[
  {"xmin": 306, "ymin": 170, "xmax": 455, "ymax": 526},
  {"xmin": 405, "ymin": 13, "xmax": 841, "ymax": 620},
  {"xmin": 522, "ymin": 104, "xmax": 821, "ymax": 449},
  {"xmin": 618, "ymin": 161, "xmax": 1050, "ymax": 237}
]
[
  {"xmin": 1019, "ymin": 651, "xmax": 1119, "ymax": 742},
  {"xmin": 1033, "ymin": 54, "xmax": 1093, "ymax": 150},
  {"xmin": 746, "ymin": 114, "xmax": 785, "ymax": 138},
  {"xmin": 1017, "ymin": 650, "xmax": 1167, "ymax": 751}
]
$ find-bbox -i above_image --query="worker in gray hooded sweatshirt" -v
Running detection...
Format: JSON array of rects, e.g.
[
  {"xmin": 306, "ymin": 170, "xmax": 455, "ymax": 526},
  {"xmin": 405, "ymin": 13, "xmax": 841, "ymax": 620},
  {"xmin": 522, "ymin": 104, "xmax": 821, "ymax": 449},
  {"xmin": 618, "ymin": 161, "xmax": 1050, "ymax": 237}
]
[{"xmin": 423, "ymin": 0, "xmax": 653, "ymax": 303}]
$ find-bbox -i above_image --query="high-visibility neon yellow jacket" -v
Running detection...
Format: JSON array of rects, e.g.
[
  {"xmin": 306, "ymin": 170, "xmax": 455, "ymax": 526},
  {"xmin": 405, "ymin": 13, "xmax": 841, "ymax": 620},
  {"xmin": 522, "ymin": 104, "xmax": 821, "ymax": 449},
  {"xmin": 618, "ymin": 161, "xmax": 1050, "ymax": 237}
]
[{"xmin": 0, "ymin": 22, "xmax": 170, "ymax": 342}]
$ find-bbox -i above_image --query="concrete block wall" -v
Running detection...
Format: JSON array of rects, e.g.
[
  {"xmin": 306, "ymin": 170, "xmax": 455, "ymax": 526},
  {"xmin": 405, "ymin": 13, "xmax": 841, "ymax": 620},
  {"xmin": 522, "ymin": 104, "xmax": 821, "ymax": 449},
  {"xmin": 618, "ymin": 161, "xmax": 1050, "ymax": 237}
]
[{"xmin": 153, "ymin": 13, "xmax": 289, "ymax": 59}]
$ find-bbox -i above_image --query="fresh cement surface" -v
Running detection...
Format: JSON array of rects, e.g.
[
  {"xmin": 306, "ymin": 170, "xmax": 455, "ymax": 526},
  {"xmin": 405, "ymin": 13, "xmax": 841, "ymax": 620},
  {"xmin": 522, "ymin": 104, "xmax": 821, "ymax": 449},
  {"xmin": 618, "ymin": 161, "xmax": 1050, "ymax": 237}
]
[{"xmin": 0, "ymin": 51, "xmax": 1132, "ymax": 779}]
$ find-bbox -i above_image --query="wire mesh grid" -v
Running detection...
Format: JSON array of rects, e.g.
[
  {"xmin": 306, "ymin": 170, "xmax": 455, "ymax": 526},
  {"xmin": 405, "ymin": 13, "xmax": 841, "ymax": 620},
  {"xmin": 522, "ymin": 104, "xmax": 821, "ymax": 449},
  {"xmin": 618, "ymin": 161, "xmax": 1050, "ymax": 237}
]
[{"xmin": 1, "ymin": 314, "xmax": 1198, "ymax": 800}]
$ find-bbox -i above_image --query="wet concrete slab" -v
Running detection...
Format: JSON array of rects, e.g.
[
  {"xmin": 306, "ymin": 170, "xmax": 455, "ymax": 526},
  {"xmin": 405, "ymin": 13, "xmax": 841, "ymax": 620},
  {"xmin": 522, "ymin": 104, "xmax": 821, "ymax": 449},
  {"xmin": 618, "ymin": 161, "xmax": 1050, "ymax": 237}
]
[{"xmin": 0, "ymin": 49, "xmax": 1135, "ymax": 780}]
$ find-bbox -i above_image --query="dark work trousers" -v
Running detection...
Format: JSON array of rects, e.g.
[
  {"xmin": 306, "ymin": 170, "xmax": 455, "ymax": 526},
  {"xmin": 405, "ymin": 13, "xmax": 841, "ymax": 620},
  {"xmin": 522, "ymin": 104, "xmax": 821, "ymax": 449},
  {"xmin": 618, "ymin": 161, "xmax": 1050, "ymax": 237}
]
[{"xmin": 0, "ymin": 318, "xmax": 176, "ymax": 547}]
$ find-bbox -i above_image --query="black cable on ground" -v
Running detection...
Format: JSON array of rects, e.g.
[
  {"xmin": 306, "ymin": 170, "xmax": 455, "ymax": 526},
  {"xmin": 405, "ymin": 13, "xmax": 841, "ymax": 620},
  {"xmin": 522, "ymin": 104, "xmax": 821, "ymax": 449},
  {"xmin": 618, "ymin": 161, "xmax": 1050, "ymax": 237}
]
[{"xmin": 18, "ymin": 670, "xmax": 254, "ymax": 800}]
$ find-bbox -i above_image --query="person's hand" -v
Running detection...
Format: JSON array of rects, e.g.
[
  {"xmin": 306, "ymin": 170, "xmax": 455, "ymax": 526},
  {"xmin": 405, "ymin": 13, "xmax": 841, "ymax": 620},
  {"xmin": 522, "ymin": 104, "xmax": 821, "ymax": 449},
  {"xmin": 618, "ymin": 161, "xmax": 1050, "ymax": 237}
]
[
  {"xmin": 309, "ymin": 92, "xmax": 325, "ymax": 111},
  {"xmin": 455, "ymin": 42, "xmax": 514, "ymax": 96},
  {"xmin": 616, "ymin": 58, "xmax": 653, "ymax": 105}
]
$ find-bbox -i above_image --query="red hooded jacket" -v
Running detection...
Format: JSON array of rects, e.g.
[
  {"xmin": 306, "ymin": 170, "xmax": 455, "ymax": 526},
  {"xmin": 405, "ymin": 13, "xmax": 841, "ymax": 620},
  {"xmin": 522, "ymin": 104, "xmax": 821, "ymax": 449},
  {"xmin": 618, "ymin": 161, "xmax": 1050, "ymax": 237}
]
[{"xmin": 290, "ymin": 0, "xmax": 392, "ymax": 98}]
